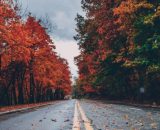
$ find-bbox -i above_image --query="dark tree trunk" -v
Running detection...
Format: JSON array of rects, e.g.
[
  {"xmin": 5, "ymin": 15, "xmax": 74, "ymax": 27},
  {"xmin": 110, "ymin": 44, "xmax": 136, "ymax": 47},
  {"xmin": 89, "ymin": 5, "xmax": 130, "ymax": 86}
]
[
  {"xmin": 12, "ymin": 76, "xmax": 17, "ymax": 105},
  {"xmin": 29, "ymin": 57, "xmax": 35, "ymax": 103},
  {"xmin": 0, "ymin": 55, "xmax": 2, "ymax": 75},
  {"xmin": 29, "ymin": 72, "xmax": 35, "ymax": 103},
  {"xmin": 15, "ymin": 63, "xmax": 26, "ymax": 104}
]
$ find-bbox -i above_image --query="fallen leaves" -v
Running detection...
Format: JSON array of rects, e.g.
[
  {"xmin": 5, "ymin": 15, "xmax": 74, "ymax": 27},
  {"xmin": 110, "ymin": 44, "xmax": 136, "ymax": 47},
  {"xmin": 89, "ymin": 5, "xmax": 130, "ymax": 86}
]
[
  {"xmin": 0, "ymin": 102, "xmax": 53, "ymax": 113},
  {"xmin": 150, "ymin": 123, "xmax": 158, "ymax": 129},
  {"xmin": 123, "ymin": 114, "xmax": 129, "ymax": 120},
  {"xmin": 51, "ymin": 119, "xmax": 57, "ymax": 122},
  {"xmin": 39, "ymin": 120, "xmax": 42, "ymax": 122},
  {"xmin": 64, "ymin": 119, "xmax": 70, "ymax": 122}
]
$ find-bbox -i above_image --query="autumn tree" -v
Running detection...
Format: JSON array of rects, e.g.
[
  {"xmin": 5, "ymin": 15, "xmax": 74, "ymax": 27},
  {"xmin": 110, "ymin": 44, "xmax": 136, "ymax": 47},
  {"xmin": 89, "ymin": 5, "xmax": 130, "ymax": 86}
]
[
  {"xmin": 75, "ymin": 0, "xmax": 160, "ymax": 102},
  {"xmin": 0, "ymin": 0, "xmax": 72, "ymax": 106},
  {"xmin": 114, "ymin": 0, "xmax": 160, "ymax": 102}
]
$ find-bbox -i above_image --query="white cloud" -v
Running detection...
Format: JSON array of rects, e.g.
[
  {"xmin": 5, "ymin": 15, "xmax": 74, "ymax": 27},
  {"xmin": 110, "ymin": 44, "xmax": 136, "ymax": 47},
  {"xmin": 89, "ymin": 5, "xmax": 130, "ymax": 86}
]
[
  {"xmin": 53, "ymin": 39, "xmax": 80, "ymax": 79},
  {"xmin": 52, "ymin": 11, "xmax": 71, "ymax": 30}
]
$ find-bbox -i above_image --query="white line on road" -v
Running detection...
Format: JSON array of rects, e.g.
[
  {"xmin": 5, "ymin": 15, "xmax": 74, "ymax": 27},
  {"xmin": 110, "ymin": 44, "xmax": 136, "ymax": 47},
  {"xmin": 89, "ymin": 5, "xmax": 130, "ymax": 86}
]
[
  {"xmin": 72, "ymin": 101, "xmax": 80, "ymax": 130},
  {"xmin": 130, "ymin": 108, "xmax": 142, "ymax": 111},
  {"xmin": 77, "ymin": 101, "xmax": 94, "ymax": 130}
]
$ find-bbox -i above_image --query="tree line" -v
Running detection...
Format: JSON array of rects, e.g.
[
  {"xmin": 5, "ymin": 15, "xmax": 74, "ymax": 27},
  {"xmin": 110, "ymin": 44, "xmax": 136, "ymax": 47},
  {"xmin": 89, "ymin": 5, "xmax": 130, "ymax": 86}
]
[
  {"xmin": 74, "ymin": 0, "xmax": 160, "ymax": 103},
  {"xmin": 0, "ymin": 0, "xmax": 72, "ymax": 106}
]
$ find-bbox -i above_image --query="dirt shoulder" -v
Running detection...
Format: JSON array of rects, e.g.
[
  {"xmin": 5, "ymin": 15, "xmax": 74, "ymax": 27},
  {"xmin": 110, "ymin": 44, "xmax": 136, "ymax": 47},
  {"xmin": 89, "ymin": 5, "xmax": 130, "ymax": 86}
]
[
  {"xmin": 83, "ymin": 99, "xmax": 160, "ymax": 109},
  {"xmin": 0, "ymin": 101, "xmax": 58, "ymax": 115}
]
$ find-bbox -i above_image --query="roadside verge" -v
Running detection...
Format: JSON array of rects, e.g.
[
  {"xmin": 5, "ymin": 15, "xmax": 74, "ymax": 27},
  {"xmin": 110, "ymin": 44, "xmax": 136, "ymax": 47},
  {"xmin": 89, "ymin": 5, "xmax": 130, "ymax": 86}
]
[
  {"xmin": 82, "ymin": 99, "xmax": 160, "ymax": 109},
  {"xmin": 0, "ymin": 101, "xmax": 59, "ymax": 116}
]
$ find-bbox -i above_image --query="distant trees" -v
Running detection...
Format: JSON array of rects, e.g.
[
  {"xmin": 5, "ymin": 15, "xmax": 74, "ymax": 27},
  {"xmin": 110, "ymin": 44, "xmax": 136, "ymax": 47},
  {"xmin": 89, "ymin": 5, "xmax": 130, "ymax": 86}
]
[
  {"xmin": 75, "ymin": 0, "xmax": 160, "ymax": 103},
  {"xmin": 0, "ymin": 0, "xmax": 72, "ymax": 106}
]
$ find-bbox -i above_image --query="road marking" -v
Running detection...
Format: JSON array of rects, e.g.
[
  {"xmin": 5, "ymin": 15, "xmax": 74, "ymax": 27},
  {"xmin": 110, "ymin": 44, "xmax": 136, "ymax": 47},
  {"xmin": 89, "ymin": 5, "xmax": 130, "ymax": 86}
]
[
  {"xmin": 77, "ymin": 101, "xmax": 94, "ymax": 130},
  {"xmin": 72, "ymin": 101, "xmax": 80, "ymax": 130},
  {"xmin": 130, "ymin": 108, "xmax": 141, "ymax": 111}
]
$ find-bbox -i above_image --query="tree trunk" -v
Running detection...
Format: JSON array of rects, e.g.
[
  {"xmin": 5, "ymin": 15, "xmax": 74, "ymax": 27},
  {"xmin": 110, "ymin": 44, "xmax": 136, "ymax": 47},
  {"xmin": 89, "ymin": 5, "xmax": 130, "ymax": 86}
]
[
  {"xmin": 17, "ymin": 69, "xmax": 25, "ymax": 104},
  {"xmin": 29, "ymin": 57, "xmax": 35, "ymax": 103},
  {"xmin": 12, "ymin": 76, "xmax": 17, "ymax": 105}
]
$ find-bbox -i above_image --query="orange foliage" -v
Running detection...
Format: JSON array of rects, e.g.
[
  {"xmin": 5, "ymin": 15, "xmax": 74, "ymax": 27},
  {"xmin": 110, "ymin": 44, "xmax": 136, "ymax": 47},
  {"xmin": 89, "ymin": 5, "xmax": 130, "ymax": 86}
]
[{"xmin": 0, "ymin": 0, "xmax": 72, "ymax": 105}]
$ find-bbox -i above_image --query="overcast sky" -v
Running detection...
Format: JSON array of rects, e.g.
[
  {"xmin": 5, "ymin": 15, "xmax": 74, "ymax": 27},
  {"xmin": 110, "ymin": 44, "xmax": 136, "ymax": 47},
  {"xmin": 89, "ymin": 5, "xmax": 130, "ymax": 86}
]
[{"xmin": 21, "ymin": 0, "xmax": 84, "ymax": 80}]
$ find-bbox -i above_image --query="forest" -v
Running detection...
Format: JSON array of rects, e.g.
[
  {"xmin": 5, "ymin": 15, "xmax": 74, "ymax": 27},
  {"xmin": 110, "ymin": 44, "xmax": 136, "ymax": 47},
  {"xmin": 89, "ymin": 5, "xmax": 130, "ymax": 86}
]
[
  {"xmin": 0, "ymin": 0, "xmax": 72, "ymax": 106},
  {"xmin": 1, "ymin": 0, "xmax": 160, "ymax": 106},
  {"xmin": 74, "ymin": 0, "xmax": 160, "ymax": 103}
]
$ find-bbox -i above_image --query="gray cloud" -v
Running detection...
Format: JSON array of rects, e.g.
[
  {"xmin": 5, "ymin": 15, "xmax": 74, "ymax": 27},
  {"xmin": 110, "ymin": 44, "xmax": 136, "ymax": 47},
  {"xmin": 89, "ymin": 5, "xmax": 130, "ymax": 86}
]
[{"xmin": 22, "ymin": 0, "xmax": 84, "ymax": 40}]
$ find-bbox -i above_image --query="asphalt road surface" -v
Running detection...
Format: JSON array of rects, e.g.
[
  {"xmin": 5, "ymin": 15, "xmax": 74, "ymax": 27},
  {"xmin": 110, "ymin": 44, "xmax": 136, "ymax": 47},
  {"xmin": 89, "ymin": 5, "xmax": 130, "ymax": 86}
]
[{"xmin": 0, "ymin": 99, "xmax": 160, "ymax": 130}]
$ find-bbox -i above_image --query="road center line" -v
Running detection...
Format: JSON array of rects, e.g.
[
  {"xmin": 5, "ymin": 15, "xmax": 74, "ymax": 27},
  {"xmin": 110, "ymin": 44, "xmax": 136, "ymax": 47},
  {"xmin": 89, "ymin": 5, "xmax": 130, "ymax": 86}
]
[
  {"xmin": 77, "ymin": 101, "xmax": 94, "ymax": 130},
  {"xmin": 72, "ymin": 101, "xmax": 80, "ymax": 130},
  {"xmin": 130, "ymin": 108, "xmax": 141, "ymax": 111}
]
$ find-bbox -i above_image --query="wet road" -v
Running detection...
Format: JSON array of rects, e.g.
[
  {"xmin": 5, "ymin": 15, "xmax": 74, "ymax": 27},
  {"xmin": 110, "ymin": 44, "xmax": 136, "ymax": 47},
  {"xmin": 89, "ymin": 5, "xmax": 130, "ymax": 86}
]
[
  {"xmin": 0, "ymin": 100, "xmax": 74, "ymax": 130},
  {"xmin": 0, "ymin": 99, "xmax": 160, "ymax": 130},
  {"xmin": 80, "ymin": 100, "xmax": 160, "ymax": 130}
]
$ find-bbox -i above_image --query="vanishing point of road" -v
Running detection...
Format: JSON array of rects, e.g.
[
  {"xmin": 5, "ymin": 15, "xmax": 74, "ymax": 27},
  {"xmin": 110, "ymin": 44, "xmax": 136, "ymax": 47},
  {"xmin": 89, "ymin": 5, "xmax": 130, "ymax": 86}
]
[{"xmin": 0, "ymin": 99, "xmax": 160, "ymax": 130}]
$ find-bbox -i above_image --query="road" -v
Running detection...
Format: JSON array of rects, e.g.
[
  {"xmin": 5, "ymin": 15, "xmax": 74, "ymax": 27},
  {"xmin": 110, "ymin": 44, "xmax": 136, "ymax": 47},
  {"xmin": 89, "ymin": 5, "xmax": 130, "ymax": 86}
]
[{"xmin": 0, "ymin": 99, "xmax": 160, "ymax": 130}]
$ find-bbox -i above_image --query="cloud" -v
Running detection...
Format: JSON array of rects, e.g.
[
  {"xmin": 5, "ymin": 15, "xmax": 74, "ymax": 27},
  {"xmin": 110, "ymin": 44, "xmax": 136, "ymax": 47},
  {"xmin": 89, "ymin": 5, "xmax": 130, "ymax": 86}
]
[
  {"xmin": 53, "ymin": 39, "xmax": 80, "ymax": 78},
  {"xmin": 53, "ymin": 11, "xmax": 70, "ymax": 30},
  {"xmin": 22, "ymin": 0, "xmax": 84, "ymax": 40},
  {"xmin": 21, "ymin": 0, "xmax": 84, "ymax": 79}
]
